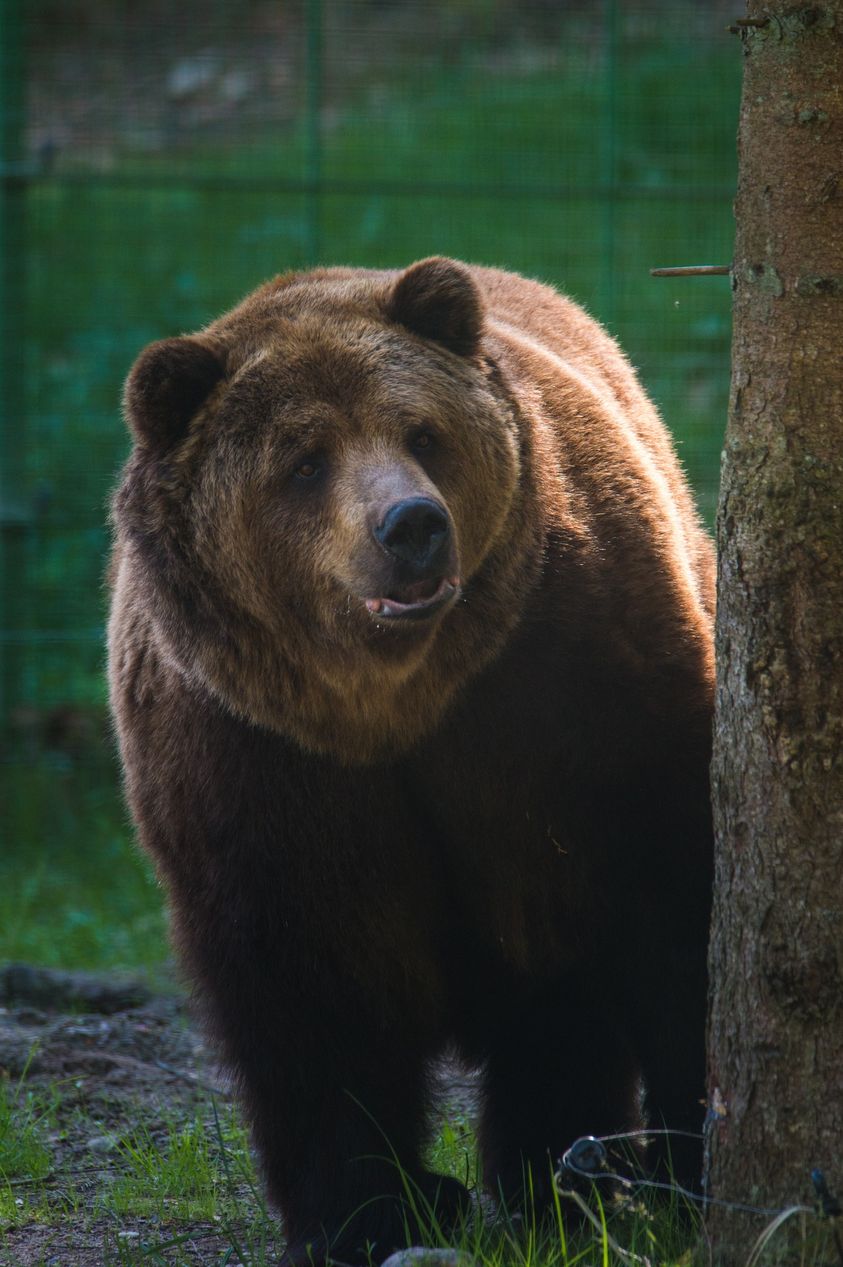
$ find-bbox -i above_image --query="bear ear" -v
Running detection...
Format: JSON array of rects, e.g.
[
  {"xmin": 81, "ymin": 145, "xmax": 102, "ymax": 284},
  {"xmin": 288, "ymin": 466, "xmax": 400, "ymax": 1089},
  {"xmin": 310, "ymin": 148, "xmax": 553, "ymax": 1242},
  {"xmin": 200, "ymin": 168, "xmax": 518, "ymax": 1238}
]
[
  {"xmin": 386, "ymin": 257, "xmax": 483, "ymax": 357},
  {"xmin": 123, "ymin": 336, "xmax": 226, "ymax": 450}
]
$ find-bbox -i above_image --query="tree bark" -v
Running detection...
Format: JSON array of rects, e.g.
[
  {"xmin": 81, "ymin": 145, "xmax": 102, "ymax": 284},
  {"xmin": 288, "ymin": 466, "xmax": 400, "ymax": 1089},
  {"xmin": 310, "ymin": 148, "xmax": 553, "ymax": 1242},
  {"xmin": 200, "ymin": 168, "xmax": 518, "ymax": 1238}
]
[{"xmin": 706, "ymin": 4, "xmax": 843, "ymax": 1263}]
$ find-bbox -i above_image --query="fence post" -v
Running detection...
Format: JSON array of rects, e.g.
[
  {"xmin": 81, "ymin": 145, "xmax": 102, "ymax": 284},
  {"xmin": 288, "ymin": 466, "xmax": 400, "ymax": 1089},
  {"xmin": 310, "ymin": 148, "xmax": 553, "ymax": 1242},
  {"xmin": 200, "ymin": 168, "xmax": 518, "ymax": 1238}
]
[{"xmin": 0, "ymin": 0, "xmax": 30, "ymax": 734}]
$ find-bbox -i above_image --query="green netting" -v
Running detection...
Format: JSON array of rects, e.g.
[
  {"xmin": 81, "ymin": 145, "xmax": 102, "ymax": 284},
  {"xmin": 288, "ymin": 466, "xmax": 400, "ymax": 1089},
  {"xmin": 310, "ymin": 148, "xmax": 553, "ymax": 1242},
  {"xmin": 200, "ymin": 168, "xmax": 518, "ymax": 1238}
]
[{"xmin": 1, "ymin": 0, "xmax": 738, "ymax": 756}]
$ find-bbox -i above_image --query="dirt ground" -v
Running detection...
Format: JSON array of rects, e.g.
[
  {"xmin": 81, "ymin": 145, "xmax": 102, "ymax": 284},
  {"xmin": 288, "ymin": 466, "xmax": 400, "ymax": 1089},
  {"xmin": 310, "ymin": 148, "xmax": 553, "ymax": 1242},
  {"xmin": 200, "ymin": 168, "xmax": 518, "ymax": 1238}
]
[
  {"xmin": 0, "ymin": 966, "xmax": 481, "ymax": 1267},
  {"xmin": 0, "ymin": 963, "xmax": 284, "ymax": 1267}
]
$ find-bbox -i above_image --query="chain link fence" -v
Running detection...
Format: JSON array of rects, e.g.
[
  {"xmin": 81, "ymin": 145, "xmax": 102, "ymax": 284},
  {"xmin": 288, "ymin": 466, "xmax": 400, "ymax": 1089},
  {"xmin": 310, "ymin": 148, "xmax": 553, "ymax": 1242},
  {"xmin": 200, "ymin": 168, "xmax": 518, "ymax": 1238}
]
[{"xmin": 1, "ymin": 0, "xmax": 738, "ymax": 769}]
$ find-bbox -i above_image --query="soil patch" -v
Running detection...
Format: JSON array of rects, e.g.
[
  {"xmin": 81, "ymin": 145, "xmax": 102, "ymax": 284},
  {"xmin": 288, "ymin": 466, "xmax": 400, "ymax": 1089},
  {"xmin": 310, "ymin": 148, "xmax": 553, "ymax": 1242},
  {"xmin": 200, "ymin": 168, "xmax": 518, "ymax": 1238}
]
[
  {"xmin": 0, "ymin": 964, "xmax": 281, "ymax": 1266},
  {"xmin": 0, "ymin": 966, "xmax": 479, "ymax": 1267}
]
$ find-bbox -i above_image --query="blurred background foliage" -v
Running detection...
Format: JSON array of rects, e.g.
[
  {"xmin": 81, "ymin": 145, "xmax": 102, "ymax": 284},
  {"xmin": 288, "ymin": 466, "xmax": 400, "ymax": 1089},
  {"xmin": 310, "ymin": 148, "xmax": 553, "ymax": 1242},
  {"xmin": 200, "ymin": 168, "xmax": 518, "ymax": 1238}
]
[{"xmin": 0, "ymin": 0, "xmax": 739, "ymax": 977}]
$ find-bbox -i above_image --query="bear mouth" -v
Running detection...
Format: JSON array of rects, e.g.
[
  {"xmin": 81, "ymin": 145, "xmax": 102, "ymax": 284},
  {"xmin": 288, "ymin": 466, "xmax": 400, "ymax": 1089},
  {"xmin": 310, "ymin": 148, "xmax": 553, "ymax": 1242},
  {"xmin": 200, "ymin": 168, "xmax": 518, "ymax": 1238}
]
[{"xmin": 365, "ymin": 575, "xmax": 460, "ymax": 621}]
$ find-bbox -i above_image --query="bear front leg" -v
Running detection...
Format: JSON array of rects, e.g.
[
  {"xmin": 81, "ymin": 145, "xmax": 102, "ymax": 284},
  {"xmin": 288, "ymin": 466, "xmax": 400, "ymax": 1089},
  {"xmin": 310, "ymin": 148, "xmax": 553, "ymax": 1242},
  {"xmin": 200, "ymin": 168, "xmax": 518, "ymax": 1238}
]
[
  {"xmin": 129, "ymin": 699, "xmax": 471, "ymax": 1263},
  {"xmin": 242, "ymin": 1034, "xmax": 472, "ymax": 1266},
  {"xmin": 172, "ymin": 907, "xmax": 469, "ymax": 1266}
]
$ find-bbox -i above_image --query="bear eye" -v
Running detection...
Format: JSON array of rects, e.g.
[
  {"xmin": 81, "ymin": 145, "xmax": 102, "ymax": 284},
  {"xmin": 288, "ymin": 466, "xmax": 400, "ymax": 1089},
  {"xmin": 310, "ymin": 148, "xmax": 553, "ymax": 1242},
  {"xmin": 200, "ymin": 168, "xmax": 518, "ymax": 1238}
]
[
  {"xmin": 293, "ymin": 457, "xmax": 323, "ymax": 483},
  {"xmin": 411, "ymin": 430, "xmax": 435, "ymax": 452}
]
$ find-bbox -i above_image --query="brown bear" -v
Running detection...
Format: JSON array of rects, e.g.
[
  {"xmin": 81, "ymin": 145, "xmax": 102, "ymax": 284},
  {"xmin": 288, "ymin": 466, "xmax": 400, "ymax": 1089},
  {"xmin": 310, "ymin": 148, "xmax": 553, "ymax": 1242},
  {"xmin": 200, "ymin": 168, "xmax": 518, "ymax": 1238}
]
[{"xmin": 109, "ymin": 257, "xmax": 715, "ymax": 1264}]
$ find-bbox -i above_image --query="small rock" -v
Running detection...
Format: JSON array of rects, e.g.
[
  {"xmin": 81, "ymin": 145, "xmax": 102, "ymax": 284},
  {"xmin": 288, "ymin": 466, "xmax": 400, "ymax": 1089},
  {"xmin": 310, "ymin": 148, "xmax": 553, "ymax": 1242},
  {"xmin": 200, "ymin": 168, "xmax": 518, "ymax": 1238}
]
[
  {"xmin": 60, "ymin": 1018, "xmax": 111, "ymax": 1042},
  {"xmin": 381, "ymin": 1250, "xmax": 475, "ymax": 1267},
  {"xmin": 87, "ymin": 1133, "xmax": 119, "ymax": 1153}
]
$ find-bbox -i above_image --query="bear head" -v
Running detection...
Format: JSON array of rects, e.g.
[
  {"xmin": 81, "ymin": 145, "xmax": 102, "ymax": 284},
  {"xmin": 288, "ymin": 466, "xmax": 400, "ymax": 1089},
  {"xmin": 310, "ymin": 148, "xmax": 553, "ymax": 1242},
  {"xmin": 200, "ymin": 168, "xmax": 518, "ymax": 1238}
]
[{"xmin": 113, "ymin": 258, "xmax": 541, "ymax": 763}]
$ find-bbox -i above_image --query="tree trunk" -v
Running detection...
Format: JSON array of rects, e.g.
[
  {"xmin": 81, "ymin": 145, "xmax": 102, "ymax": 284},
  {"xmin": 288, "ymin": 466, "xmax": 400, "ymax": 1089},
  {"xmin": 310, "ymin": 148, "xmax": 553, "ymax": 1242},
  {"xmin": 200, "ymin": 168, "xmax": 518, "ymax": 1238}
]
[{"xmin": 706, "ymin": 4, "xmax": 843, "ymax": 1263}]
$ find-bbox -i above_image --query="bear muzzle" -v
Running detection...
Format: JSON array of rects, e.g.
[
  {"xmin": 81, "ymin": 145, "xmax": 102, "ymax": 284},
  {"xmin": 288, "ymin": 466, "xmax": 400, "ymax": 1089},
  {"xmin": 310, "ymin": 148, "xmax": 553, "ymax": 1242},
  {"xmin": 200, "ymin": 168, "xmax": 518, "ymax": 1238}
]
[{"xmin": 367, "ymin": 497, "xmax": 460, "ymax": 621}]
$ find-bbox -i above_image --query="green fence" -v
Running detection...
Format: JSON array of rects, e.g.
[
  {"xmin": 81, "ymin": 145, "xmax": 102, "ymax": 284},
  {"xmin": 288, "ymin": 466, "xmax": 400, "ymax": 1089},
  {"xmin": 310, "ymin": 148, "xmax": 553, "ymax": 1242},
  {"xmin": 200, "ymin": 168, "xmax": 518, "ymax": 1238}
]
[{"xmin": 1, "ymin": 0, "xmax": 738, "ymax": 870}]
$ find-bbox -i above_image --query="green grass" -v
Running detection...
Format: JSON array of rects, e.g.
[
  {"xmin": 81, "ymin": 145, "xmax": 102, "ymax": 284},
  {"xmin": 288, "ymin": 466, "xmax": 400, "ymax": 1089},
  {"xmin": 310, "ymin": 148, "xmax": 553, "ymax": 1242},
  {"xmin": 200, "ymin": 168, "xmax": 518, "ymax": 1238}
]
[
  {"xmin": 0, "ymin": 1050, "xmax": 705, "ymax": 1265},
  {"xmin": 103, "ymin": 1150, "xmax": 705, "ymax": 1267},
  {"xmin": 428, "ymin": 1113, "xmax": 478, "ymax": 1195},
  {"xmin": 0, "ymin": 758, "xmax": 168, "ymax": 976},
  {"xmin": 2, "ymin": 1072, "xmax": 825, "ymax": 1267},
  {"xmin": 0, "ymin": 1068, "xmax": 54, "ymax": 1183},
  {"xmin": 105, "ymin": 1118, "xmax": 228, "ymax": 1222}
]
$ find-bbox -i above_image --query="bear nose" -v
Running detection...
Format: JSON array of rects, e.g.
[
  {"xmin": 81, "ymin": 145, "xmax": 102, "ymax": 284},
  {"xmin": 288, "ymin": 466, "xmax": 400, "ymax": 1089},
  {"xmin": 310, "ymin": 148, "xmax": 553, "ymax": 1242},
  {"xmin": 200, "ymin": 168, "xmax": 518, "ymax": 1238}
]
[{"xmin": 374, "ymin": 497, "xmax": 450, "ymax": 571}]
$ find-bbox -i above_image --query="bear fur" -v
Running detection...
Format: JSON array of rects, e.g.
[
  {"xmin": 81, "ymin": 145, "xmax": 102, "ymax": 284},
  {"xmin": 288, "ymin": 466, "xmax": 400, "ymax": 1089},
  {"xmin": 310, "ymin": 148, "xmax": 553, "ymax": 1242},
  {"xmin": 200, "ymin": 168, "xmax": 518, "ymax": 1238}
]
[{"xmin": 109, "ymin": 258, "xmax": 715, "ymax": 1264}]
